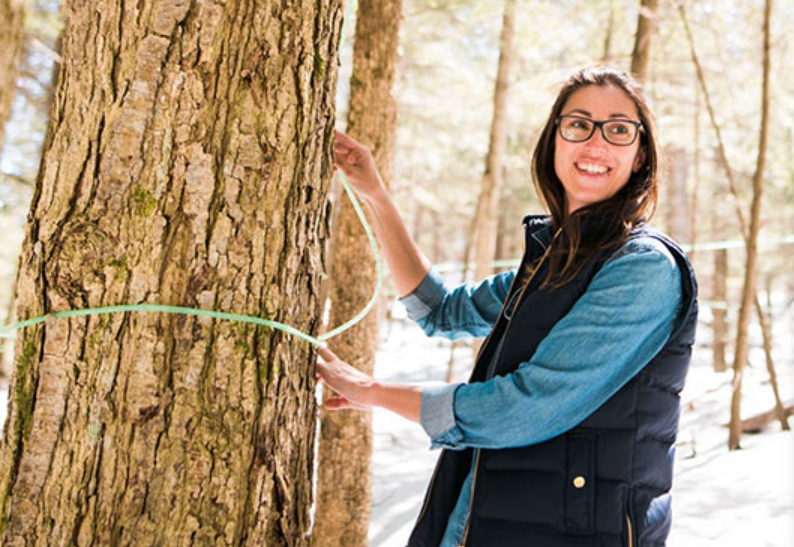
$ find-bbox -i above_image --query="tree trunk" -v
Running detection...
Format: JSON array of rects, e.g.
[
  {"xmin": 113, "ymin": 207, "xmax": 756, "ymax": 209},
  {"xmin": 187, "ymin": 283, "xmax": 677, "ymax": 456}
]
[
  {"xmin": 754, "ymin": 290, "xmax": 790, "ymax": 431},
  {"xmin": 602, "ymin": 0, "xmax": 615, "ymax": 64},
  {"xmin": 711, "ymin": 245, "xmax": 728, "ymax": 373},
  {"xmin": 0, "ymin": 285, "xmax": 15, "ymax": 379},
  {"xmin": 663, "ymin": 145, "xmax": 689, "ymax": 243},
  {"xmin": 630, "ymin": 0, "xmax": 658, "ymax": 82},
  {"xmin": 0, "ymin": 0, "xmax": 25, "ymax": 152},
  {"xmin": 728, "ymin": 0, "xmax": 773, "ymax": 451},
  {"xmin": 0, "ymin": 1, "xmax": 343, "ymax": 545},
  {"xmin": 314, "ymin": 1, "xmax": 402, "ymax": 546},
  {"xmin": 472, "ymin": 0, "xmax": 515, "ymax": 283},
  {"xmin": 688, "ymin": 78, "xmax": 701, "ymax": 266}
]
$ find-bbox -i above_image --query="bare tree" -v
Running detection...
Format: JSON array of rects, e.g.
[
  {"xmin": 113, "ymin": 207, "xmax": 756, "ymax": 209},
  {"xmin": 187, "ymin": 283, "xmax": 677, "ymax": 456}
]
[
  {"xmin": 314, "ymin": 1, "xmax": 402, "ymax": 545},
  {"xmin": 0, "ymin": 1, "xmax": 343, "ymax": 544},
  {"xmin": 630, "ymin": 0, "xmax": 658, "ymax": 82},
  {"xmin": 0, "ymin": 0, "xmax": 25, "ymax": 152},
  {"xmin": 471, "ymin": 0, "xmax": 515, "ymax": 283},
  {"xmin": 728, "ymin": 0, "xmax": 774, "ymax": 450}
]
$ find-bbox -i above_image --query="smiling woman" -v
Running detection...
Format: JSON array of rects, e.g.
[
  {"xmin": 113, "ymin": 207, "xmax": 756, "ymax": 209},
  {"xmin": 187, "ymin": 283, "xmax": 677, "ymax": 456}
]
[{"xmin": 321, "ymin": 66, "xmax": 698, "ymax": 547}]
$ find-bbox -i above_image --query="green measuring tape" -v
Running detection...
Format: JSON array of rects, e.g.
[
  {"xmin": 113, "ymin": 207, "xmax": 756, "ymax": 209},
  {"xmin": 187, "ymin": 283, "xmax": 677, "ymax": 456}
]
[{"xmin": 0, "ymin": 172, "xmax": 381, "ymax": 348}]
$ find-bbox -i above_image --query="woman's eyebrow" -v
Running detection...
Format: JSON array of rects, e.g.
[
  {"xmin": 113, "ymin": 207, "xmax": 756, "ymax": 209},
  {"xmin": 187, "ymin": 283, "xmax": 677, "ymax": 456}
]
[{"xmin": 565, "ymin": 108, "xmax": 634, "ymax": 119}]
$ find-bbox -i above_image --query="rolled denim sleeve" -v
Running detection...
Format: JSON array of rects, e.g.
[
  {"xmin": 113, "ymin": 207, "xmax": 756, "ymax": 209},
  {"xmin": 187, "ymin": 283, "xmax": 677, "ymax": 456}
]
[
  {"xmin": 420, "ymin": 383, "xmax": 465, "ymax": 449},
  {"xmin": 423, "ymin": 238, "xmax": 683, "ymax": 450},
  {"xmin": 399, "ymin": 268, "xmax": 448, "ymax": 322},
  {"xmin": 399, "ymin": 268, "xmax": 516, "ymax": 340}
]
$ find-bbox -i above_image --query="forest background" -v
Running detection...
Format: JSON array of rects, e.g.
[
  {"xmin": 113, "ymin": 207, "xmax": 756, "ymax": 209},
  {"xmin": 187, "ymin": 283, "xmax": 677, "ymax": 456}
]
[{"xmin": 0, "ymin": 0, "xmax": 792, "ymax": 546}]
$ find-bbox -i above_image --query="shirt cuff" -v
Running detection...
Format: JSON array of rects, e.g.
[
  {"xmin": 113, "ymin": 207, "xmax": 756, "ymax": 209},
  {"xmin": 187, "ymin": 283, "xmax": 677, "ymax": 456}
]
[
  {"xmin": 420, "ymin": 383, "xmax": 465, "ymax": 450},
  {"xmin": 398, "ymin": 268, "xmax": 447, "ymax": 321}
]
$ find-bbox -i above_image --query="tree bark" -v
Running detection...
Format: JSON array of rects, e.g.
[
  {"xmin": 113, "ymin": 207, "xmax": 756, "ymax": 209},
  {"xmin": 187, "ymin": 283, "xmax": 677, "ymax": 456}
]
[
  {"xmin": 630, "ymin": 0, "xmax": 658, "ymax": 82},
  {"xmin": 472, "ymin": 0, "xmax": 515, "ymax": 283},
  {"xmin": 0, "ymin": 1, "xmax": 343, "ymax": 545},
  {"xmin": 728, "ymin": 0, "xmax": 773, "ymax": 451},
  {"xmin": 313, "ymin": 1, "xmax": 402, "ymax": 546},
  {"xmin": 0, "ymin": 0, "xmax": 25, "ymax": 152}
]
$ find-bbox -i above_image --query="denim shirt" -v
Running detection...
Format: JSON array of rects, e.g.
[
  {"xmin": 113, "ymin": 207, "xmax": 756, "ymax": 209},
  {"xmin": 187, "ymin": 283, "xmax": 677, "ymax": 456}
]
[{"xmin": 400, "ymin": 235, "xmax": 682, "ymax": 547}]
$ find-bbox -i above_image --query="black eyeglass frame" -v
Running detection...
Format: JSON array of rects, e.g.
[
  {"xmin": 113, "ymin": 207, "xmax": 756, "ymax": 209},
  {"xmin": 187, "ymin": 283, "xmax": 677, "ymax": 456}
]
[{"xmin": 555, "ymin": 115, "xmax": 644, "ymax": 147}]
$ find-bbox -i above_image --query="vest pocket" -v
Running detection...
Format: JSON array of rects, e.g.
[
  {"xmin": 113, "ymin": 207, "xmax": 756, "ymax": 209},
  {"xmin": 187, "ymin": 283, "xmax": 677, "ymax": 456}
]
[{"xmin": 564, "ymin": 433, "xmax": 596, "ymax": 535}]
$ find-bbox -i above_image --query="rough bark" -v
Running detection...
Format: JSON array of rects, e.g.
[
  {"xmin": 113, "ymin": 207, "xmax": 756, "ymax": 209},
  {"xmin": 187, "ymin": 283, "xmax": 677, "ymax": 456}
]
[
  {"xmin": 630, "ymin": 0, "xmax": 658, "ymax": 82},
  {"xmin": 0, "ymin": 0, "xmax": 25, "ymax": 152},
  {"xmin": 472, "ymin": 0, "xmax": 515, "ymax": 283},
  {"xmin": 728, "ymin": 0, "xmax": 773, "ymax": 451},
  {"xmin": 0, "ymin": 1, "xmax": 343, "ymax": 545},
  {"xmin": 313, "ymin": 1, "xmax": 402, "ymax": 546}
]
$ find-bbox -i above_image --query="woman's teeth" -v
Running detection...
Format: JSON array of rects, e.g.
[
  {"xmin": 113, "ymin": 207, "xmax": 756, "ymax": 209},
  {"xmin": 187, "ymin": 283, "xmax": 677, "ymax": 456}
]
[{"xmin": 576, "ymin": 162, "xmax": 609, "ymax": 174}]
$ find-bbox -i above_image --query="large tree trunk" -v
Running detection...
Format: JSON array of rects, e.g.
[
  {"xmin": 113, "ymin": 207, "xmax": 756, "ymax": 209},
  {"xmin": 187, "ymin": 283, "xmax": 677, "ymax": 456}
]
[
  {"xmin": 0, "ymin": 1, "xmax": 343, "ymax": 545},
  {"xmin": 313, "ymin": 1, "xmax": 402, "ymax": 546},
  {"xmin": 728, "ymin": 0, "xmax": 773, "ymax": 451},
  {"xmin": 0, "ymin": 0, "xmax": 25, "ymax": 152},
  {"xmin": 630, "ymin": 0, "xmax": 658, "ymax": 82},
  {"xmin": 472, "ymin": 0, "xmax": 515, "ymax": 283}
]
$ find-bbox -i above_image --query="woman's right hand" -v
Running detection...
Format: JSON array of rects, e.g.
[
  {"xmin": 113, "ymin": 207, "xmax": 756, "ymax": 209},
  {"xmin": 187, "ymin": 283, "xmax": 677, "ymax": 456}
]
[{"xmin": 333, "ymin": 131, "xmax": 387, "ymax": 201}]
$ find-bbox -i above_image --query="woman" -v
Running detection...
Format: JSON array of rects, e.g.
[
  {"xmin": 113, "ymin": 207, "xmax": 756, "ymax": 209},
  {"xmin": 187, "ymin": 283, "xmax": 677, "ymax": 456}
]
[{"xmin": 319, "ymin": 66, "xmax": 698, "ymax": 547}]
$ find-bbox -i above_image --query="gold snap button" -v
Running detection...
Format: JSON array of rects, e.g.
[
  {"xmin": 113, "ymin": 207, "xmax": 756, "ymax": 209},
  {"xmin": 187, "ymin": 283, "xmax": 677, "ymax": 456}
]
[{"xmin": 573, "ymin": 476, "xmax": 586, "ymax": 489}]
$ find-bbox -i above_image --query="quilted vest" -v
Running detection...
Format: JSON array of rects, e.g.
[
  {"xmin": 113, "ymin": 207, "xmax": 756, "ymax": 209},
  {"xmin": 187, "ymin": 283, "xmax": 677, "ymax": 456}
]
[{"xmin": 407, "ymin": 215, "xmax": 699, "ymax": 547}]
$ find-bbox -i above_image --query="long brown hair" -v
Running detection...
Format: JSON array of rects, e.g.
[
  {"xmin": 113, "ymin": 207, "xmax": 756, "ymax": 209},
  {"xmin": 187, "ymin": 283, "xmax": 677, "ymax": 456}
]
[{"xmin": 530, "ymin": 66, "xmax": 661, "ymax": 289}]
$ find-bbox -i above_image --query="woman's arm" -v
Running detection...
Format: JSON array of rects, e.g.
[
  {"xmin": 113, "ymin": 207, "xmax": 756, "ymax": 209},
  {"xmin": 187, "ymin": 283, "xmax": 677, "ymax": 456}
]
[
  {"xmin": 335, "ymin": 131, "xmax": 515, "ymax": 337},
  {"xmin": 334, "ymin": 131, "xmax": 430, "ymax": 297},
  {"xmin": 318, "ymin": 239, "xmax": 683, "ymax": 450},
  {"xmin": 423, "ymin": 238, "xmax": 683, "ymax": 450}
]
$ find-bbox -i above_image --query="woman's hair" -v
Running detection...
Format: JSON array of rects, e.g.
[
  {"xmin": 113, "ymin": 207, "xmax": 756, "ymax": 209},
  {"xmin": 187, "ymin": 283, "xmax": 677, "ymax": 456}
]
[{"xmin": 530, "ymin": 66, "xmax": 661, "ymax": 289}]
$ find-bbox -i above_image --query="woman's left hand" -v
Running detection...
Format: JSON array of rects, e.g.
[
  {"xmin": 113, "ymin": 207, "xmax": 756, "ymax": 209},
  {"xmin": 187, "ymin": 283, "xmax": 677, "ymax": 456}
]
[{"xmin": 316, "ymin": 346, "xmax": 375, "ymax": 411}]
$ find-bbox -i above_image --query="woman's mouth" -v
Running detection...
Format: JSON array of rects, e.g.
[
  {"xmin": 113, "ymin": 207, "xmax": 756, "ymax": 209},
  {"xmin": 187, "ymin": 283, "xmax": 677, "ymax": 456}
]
[{"xmin": 575, "ymin": 161, "xmax": 611, "ymax": 177}]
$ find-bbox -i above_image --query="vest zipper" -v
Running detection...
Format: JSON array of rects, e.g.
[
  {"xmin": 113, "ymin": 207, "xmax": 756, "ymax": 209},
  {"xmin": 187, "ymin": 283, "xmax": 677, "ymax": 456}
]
[
  {"xmin": 415, "ymin": 450, "xmax": 446, "ymax": 524},
  {"xmin": 457, "ymin": 229, "xmax": 561, "ymax": 547},
  {"xmin": 626, "ymin": 514, "xmax": 634, "ymax": 547}
]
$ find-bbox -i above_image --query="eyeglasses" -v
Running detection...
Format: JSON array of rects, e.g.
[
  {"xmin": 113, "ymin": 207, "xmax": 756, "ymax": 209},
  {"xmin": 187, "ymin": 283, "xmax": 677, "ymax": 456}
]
[{"xmin": 556, "ymin": 115, "xmax": 643, "ymax": 146}]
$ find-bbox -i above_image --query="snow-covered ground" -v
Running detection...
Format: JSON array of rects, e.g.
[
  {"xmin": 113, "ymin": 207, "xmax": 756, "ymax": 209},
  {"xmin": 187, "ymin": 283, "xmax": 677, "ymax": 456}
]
[
  {"xmin": 0, "ymin": 312, "xmax": 790, "ymax": 546},
  {"xmin": 369, "ymin": 317, "xmax": 794, "ymax": 547}
]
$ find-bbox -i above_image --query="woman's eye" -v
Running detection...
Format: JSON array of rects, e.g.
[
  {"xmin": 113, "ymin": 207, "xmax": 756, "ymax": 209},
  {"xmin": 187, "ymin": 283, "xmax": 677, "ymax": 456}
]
[
  {"xmin": 571, "ymin": 120, "xmax": 590, "ymax": 129},
  {"xmin": 609, "ymin": 124, "xmax": 630, "ymax": 134}
]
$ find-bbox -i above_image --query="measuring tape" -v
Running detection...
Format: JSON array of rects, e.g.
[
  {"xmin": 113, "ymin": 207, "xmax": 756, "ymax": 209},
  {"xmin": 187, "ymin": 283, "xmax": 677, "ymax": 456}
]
[{"xmin": 0, "ymin": 172, "xmax": 381, "ymax": 347}]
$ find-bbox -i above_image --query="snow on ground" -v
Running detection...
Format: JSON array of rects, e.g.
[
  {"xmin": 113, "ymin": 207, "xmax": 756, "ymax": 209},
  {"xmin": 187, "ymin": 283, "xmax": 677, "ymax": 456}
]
[
  {"xmin": 369, "ymin": 316, "xmax": 794, "ymax": 547},
  {"xmin": 0, "ymin": 313, "xmax": 789, "ymax": 547}
]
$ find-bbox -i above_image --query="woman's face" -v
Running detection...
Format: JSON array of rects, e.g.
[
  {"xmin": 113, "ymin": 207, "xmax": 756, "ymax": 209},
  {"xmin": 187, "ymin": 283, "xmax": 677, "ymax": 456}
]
[{"xmin": 554, "ymin": 85, "xmax": 646, "ymax": 214}]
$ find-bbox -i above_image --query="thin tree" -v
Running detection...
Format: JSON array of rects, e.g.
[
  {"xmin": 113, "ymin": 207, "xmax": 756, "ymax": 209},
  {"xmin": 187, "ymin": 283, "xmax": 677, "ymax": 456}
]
[
  {"xmin": 0, "ymin": 1, "xmax": 343, "ymax": 544},
  {"xmin": 677, "ymin": 0, "xmax": 787, "ymax": 445},
  {"xmin": 602, "ymin": 0, "xmax": 616, "ymax": 64},
  {"xmin": 728, "ymin": 0, "xmax": 776, "ymax": 448},
  {"xmin": 0, "ymin": 0, "xmax": 25, "ymax": 152},
  {"xmin": 313, "ymin": 0, "xmax": 402, "ymax": 545},
  {"xmin": 711, "ymin": 242, "xmax": 729, "ymax": 373},
  {"xmin": 630, "ymin": 0, "xmax": 658, "ymax": 82},
  {"xmin": 471, "ymin": 0, "xmax": 515, "ymax": 284}
]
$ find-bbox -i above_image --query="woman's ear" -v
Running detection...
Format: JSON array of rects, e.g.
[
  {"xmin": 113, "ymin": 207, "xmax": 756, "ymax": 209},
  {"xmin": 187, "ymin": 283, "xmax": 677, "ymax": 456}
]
[{"xmin": 632, "ymin": 147, "xmax": 647, "ymax": 173}]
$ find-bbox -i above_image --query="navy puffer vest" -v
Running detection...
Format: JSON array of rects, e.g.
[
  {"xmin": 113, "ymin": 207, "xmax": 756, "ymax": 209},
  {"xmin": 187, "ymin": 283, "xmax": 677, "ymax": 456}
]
[{"xmin": 407, "ymin": 215, "xmax": 698, "ymax": 547}]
